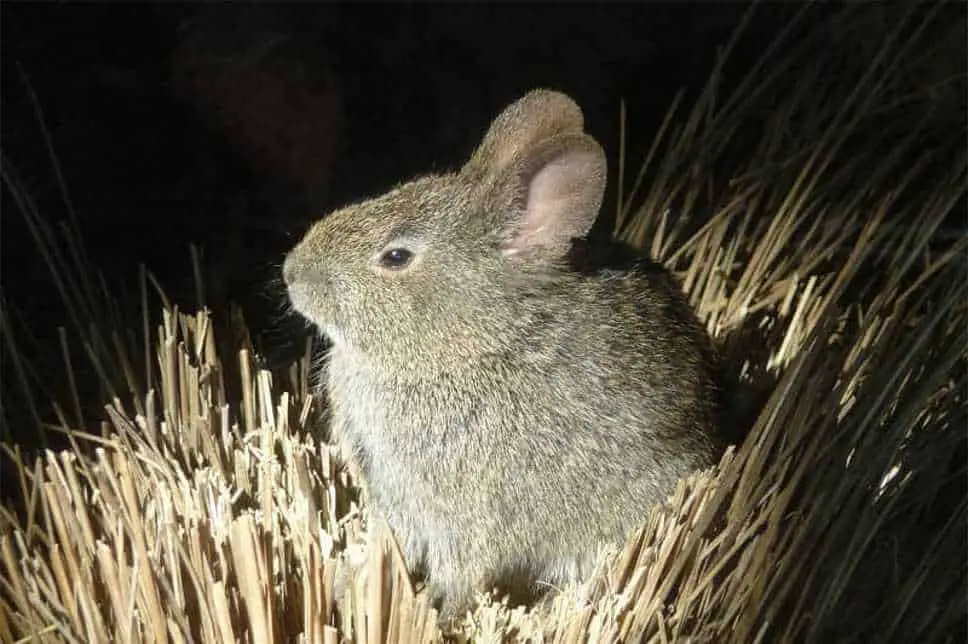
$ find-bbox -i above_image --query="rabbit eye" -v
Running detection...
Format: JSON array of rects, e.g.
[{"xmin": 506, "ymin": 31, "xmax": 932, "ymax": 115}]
[{"xmin": 379, "ymin": 248, "xmax": 414, "ymax": 269}]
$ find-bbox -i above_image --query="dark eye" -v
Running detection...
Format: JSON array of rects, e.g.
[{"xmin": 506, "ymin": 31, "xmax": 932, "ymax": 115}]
[{"xmin": 379, "ymin": 247, "xmax": 414, "ymax": 269}]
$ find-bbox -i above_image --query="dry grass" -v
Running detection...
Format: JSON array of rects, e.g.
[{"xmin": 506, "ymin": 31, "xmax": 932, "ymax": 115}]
[{"xmin": 1, "ymin": 4, "xmax": 965, "ymax": 643}]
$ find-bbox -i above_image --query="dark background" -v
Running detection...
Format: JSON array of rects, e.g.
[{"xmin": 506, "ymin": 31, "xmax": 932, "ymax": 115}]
[
  {"xmin": 0, "ymin": 1, "xmax": 888, "ymax": 436},
  {"xmin": 1, "ymin": 5, "xmax": 802, "ymax": 309}
]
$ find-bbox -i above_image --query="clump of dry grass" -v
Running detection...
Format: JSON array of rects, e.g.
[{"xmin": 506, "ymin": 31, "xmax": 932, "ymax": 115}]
[{"xmin": 2, "ymin": 4, "xmax": 965, "ymax": 643}]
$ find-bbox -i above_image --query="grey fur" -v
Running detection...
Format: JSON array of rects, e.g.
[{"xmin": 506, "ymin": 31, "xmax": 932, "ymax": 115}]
[{"xmin": 283, "ymin": 89, "xmax": 724, "ymax": 622}]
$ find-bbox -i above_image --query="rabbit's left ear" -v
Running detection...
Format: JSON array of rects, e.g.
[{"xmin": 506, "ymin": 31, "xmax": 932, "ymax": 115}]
[
  {"xmin": 494, "ymin": 133, "xmax": 607, "ymax": 261},
  {"xmin": 462, "ymin": 89, "xmax": 585, "ymax": 180}
]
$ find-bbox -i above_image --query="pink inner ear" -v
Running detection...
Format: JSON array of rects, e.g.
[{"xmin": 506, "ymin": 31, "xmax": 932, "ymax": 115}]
[{"xmin": 504, "ymin": 151, "xmax": 601, "ymax": 257}]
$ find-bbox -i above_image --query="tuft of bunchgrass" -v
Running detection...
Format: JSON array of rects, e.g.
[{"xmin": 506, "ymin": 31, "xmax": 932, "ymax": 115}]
[{"xmin": 1, "ymin": 3, "xmax": 964, "ymax": 642}]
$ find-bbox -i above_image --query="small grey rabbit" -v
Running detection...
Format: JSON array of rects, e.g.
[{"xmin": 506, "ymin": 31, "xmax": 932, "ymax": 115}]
[{"xmin": 283, "ymin": 89, "xmax": 724, "ymax": 622}]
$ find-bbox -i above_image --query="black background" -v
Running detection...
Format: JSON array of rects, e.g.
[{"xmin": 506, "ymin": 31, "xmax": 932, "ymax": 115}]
[
  {"xmin": 1, "ymin": 2, "xmax": 801, "ymax": 318},
  {"xmin": 0, "ymin": 1, "xmax": 906, "ymax": 433}
]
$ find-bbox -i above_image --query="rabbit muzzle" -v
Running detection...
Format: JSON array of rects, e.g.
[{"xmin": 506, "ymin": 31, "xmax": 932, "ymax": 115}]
[
  {"xmin": 282, "ymin": 251, "xmax": 302, "ymax": 289},
  {"xmin": 282, "ymin": 252, "xmax": 318, "ymax": 318},
  {"xmin": 282, "ymin": 250, "xmax": 348, "ymax": 346}
]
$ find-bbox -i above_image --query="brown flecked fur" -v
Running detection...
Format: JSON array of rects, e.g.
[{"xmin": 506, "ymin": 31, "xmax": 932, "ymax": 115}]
[{"xmin": 283, "ymin": 89, "xmax": 726, "ymax": 623}]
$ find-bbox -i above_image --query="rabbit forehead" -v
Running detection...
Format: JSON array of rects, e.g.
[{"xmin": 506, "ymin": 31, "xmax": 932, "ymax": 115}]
[{"xmin": 316, "ymin": 174, "xmax": 481, "ymax": 249}]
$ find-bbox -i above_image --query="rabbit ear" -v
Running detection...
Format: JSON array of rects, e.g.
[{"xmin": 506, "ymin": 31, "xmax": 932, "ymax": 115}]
[
  {"xmin": 497, "ymin": 133, "xmax": 607, "ymax": 260},
  {"xmin": 462, "ymin": 89, "xmax": 585, "ymax": 179}
]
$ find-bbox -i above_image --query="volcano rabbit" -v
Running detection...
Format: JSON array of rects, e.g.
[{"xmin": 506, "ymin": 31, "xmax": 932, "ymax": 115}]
[{"xmin": 283, "ymin": 89, "xmax": 724, "ymax": 622}]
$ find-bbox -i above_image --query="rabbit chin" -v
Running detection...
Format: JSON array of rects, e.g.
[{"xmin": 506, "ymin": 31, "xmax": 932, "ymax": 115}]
[
  {"xmin": 319, "ymin": 325, "xmax": 350, "ymax": 349},
  {"xmin": 300, "ymin": 313, "xmax": 347, "ymax": 349}
]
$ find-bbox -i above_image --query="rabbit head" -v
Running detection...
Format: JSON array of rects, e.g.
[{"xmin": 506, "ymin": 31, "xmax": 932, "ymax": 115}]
[{"xmin": 283, "ymin": 90, "xmax": 607, "ymax": 375}]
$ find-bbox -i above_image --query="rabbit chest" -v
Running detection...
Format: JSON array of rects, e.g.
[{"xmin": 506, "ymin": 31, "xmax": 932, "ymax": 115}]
[{"xmin": 324, "ymin": 346, "xmax": 489, "ymax": 549}]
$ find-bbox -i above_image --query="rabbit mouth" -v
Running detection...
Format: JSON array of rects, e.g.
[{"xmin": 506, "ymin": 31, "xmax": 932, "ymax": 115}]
[
  {"xmin": 286, "ymin": 281, "xmax": 337, "ymax": 334},
  {"xmin": 284, "ymin": 281, "xmax": 347, "ymax": 345},
  {"xmin": 285, "ymin": 280, "xmax": 314, "ymax": 317}
]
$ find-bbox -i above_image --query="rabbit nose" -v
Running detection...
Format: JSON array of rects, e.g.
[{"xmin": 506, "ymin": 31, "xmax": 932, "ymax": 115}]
[{"xmin": 282, "ymin": 253, "xmax": 301, "ymax": 286}]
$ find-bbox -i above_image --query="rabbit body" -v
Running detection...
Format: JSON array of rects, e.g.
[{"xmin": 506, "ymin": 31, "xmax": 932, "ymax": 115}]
[{"xmin": 283, "ymin": 89, "xmax": 723, "ymax": 621}]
